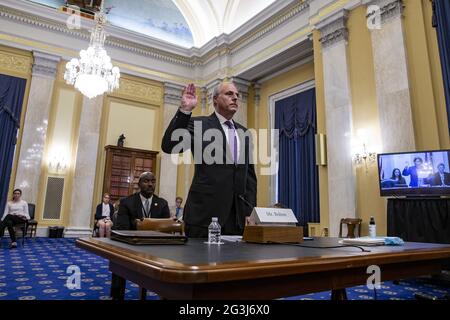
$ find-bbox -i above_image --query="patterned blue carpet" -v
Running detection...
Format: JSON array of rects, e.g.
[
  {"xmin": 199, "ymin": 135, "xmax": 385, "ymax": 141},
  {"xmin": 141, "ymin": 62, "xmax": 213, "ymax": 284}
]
[{"xmin": 0, "ymin": 238, "xmax": 449, "ymax": 300}]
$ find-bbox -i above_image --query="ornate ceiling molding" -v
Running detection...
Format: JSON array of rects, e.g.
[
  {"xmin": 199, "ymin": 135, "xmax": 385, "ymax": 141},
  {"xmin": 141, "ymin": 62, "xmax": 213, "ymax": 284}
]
[
  {"xmin": 0, "ymin": 5, "xmax": 193, "ymax": 67},
  {"xmin": 0, "ymin": 49, "xmax": 32, "ymax": 76},
  {"xmin": 0, "ymin": 0, "xmax": 309, "ymax": 68}
]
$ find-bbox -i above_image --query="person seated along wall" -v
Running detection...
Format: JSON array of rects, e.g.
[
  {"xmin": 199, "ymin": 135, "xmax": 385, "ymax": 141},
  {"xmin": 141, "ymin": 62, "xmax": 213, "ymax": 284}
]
[
  {"xmin": 95, "ymin": 193, "xmax": 114, "ymax": 237},
  {"xmin": 0, "ymin": 189, "xmax": 30, "ymax": 248},
  {"xmin": 115, "ymin": 172, "xmax": 171, "ymax": 230},
  {"xmin": 170, "ymin": 196, "xmax": 184, "ymax": 221}
]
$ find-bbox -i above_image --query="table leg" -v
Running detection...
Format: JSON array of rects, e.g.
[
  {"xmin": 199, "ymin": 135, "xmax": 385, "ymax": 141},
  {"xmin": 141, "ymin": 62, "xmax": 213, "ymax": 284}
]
[
  {"xmin": 331, "ymin": 289, "xmax": 348, "ymax": 300},
  {"xmin": 110, "ymin": 273, "xmax": 126, "ymax": 300}
]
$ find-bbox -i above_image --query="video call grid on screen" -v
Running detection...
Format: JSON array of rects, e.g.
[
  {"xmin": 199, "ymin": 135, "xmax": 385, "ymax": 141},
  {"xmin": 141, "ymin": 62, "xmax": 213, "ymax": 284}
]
[{"xmin": 378, "ymin": 149, "xmax": 450, "ymax": 197}]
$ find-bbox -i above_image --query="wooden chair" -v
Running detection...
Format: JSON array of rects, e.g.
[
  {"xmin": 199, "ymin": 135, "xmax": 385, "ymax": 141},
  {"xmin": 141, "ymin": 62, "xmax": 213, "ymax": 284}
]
[
  {"xmin": 339, "ymin": 218, "xmax": 362, "ymax": 238},
  {"xmin": 92, "ymin": 220, "xmax": 99, "ymax": 237},
  {"xmin": 135, "ymin": 218, "xmax": 184, "ymax": 300}
]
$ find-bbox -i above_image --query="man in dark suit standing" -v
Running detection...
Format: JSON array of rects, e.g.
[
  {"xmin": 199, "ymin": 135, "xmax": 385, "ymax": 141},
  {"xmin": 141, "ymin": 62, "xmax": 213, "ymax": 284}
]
[
  {"xmin": 161, "ymin": 82, "xmax": 257, "ymax": 238},
  {"xmin": 430, "ymin": 163, "xmax": 450, "ymax": 186},
  {"xmin": 115, "ymin": 171, "xmax": 170, "ymax": 230}
]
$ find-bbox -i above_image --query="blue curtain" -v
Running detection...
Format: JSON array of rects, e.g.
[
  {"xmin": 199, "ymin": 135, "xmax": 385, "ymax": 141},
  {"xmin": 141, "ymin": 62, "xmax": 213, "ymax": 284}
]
[
  {"xmin": 0, "ymin": 74, "xmax": 27, "ymax": 218},
  {"xmin": 433, "ymin": 0, "xmax": 450, "ymax": 135},
  {"xmin": 275, "ymin": 88, "xmax": 320, "ymax": 227}
]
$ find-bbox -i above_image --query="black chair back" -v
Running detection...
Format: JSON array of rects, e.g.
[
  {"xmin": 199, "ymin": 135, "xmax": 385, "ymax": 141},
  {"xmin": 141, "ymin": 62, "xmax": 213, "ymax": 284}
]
[{"xmin": 28, "ymin": 203, "xmax": 35, "ymax": 220}]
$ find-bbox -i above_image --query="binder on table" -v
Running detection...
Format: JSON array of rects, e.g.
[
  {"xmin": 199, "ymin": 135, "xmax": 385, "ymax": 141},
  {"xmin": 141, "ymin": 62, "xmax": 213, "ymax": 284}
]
[{"xmin": 110, "ymin": 230, "xmax": 188, "ymax": 245}]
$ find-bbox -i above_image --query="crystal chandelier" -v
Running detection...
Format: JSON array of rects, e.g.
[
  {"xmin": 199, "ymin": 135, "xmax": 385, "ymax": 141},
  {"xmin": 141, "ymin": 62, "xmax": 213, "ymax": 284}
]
[{"xmin": 64, "ymin": 1, "xmax": 120, "ymax": 99}]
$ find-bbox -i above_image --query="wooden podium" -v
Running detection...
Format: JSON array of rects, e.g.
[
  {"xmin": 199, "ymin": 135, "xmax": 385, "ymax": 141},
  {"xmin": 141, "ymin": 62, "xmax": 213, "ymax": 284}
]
[{"xmin": 242, "ymin": 207, "xmax": 303, "ymax": 243}]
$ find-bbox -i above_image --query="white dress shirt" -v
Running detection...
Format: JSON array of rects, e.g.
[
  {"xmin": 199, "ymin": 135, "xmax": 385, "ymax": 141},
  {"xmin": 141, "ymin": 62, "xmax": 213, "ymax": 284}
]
[
  {"xmin": 178, "ymin": 108, "xmax": 241, "ymax": 161},
  {"xmin": 2, "ymin": 200, "xmax": 30, "ymax": 221},
  {"xmin": 102, "ymin": 203, "xmax": 111, "ymax": 218},
  {"xmin": 139, "ymin": 194, "xmax": 153, "ymax": 218},
  {"xmin": 214, "ymin": 111, "xmax": 240, "ymax": 161}
]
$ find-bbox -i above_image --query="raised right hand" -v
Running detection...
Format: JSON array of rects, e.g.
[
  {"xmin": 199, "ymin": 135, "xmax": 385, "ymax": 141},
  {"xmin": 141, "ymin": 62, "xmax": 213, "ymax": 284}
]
[{"xmin": 180, "ymin": 83, "xmax": 198, "ymax": 112}]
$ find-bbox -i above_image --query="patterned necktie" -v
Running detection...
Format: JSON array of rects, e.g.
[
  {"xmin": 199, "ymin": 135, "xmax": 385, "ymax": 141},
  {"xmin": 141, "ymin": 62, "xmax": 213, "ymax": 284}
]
[
  {"xmin": 224, "ymin": 120, "xmax": 237, "ymax": 163},
  {"xmin": 144, "ymin": 198, "xmax": 150, "ymax": 218}
]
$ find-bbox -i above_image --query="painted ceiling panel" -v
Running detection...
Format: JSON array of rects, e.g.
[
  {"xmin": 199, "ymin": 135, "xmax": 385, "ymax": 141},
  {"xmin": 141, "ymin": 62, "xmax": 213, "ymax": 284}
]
[
  {"xmin": 26, "ymin": 0, "xmax": 277, "ymax": 48},
  {"xmin": 27, "ymin": 0, "xmax": 194, "ymax": 47}
]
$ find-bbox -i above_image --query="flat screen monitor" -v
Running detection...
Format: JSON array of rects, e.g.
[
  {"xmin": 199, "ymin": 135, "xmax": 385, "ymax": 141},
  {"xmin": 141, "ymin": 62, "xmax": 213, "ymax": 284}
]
[{"xmin": 378, "ymin": 149, "xmax": 450, "ymax": 197}]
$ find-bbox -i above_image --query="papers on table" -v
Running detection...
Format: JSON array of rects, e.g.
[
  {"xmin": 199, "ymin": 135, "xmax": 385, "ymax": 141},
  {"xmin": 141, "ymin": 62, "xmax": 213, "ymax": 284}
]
[
  {"xmin": 339, "ymin": 237, "xmax": 404, "ymax": 246},
  {"xmin": 221, "ymin": 235, "xmax": 243, "ymax": 242},
  {"xmin": 339, "ymin": 237, "xmax": 386, "ymax": 246}
]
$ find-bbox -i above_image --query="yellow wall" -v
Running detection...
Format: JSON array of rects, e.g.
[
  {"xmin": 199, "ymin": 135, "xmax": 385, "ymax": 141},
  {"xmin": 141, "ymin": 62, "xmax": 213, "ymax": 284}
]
[
  {"xmin": 37, "ymin": 70, "xmax": 82, "ymax": 227},
  {"xmin": 347, "ymin": 6, "xmax": 386, "ymax": 236},
  {"xmin": 49, "ymin": 89, "xmax": 78, "ymax": 163},
  {"xmin": 404, "ymin": 0, "xmax": 442, "ymax": 150},
  {"xmin": 419, "ymin": 0, "xmax": 450, "ymax": 149},
  {"xmin": 253, "ymin": 62, "xmax": 315, "ymax": 208},
  {"xmin": 106, "ymin": 100, "xmax": 158, "ymax": 151}
]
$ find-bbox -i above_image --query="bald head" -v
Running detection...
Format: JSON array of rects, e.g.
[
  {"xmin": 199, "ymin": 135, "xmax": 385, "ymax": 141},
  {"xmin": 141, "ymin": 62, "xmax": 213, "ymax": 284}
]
[{"xmin": 138, "ymin": 171, "xmax": 156, "ymax": 198}]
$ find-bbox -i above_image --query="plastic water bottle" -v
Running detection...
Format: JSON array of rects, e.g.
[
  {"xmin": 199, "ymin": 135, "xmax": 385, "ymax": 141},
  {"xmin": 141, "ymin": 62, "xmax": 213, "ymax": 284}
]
[
  {"xmin": 369, "ymin": 216, "xmax": 376, "ymax": 238},
  {"xmin": 207, "ymin": 217, "xmax": 222, "ymax": 244}
]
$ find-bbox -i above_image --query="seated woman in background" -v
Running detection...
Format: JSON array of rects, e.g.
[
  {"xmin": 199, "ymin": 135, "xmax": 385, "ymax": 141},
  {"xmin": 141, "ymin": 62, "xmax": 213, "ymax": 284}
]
[
  {"xmin": 0, "ymin": 189, "xmax": 30, "ymax": 248},
  {"xmin": 391, "ymin": 168, "xmax": 407, "ymax": 186},
  {"xmin": 95, "ymin": 193, "xmax": 114, "ymax": 237}
]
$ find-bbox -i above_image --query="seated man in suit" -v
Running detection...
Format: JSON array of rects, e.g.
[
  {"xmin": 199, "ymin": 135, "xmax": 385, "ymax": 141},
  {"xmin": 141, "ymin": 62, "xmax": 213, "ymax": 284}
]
[
  {"xmin": 430, "ymin": 163, "xmax": 450, "ymax": 186},
  {"xmin": 115, "ymin": 171, "xmax": 170, "ymax": 230}
]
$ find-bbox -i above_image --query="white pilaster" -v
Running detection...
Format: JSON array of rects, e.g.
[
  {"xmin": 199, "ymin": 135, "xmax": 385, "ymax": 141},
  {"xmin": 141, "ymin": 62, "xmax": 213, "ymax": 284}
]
[
  {"xmin": 230, "ymin": 77, "xmax": 250, "ymax": 127},
  {"xmin": 254, "ymin": 83, "xmax": 261, "ymax": 129},
  {"xmin": 65, "ymin": 95, "xmax": 104, "ymax": 237},
  {"xmin": 318, "ymin": 11, "xmax": 356, "ymax": 236},
  {"xmin": 15, "ymin": 51, "xmax": 60, "ymax": 205},
  {"xmin": 368, "ymin": 0, "xmax": 415, "ymax": 152}
]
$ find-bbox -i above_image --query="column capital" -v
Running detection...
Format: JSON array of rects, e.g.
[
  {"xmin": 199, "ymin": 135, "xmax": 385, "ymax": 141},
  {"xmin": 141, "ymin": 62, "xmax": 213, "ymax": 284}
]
[
  {"xmin": 32, "ymin": 51, "xmax": 60, "ymax": 78},
  {"xmin": 365, "ymin": 0, "xmax": 404, "ymax": 25},
  {"xmin": 200, "ymin": 87, "xmax": 207, "ymax": 112},
  {"xmin": 253, "ymin": 82, "xmax": 262, "ymax": 108},
  {"xmin": 164, "ymin": 82, "xmax": 184, "ymax": 105},
  {"xmin": 230, "ymin": 77, "xmax": 250, "ymax": 104},
  {"xmin": 317, "ymin": 10, "xmax": 349, "ymax": 49}
]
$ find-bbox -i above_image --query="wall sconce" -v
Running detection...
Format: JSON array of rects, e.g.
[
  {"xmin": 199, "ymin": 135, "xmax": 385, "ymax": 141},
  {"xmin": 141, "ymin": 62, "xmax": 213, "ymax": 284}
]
[
  {"xmin": 352, "ymin": 129, "xmax": 378, "ymax": 174},
  {"xmin": 353, "ymin": 144, "xmax": 377, "ymax": 173},
  {"xmin": 48, "ymin": 155, "xmax": 68, "ymax": 174}
]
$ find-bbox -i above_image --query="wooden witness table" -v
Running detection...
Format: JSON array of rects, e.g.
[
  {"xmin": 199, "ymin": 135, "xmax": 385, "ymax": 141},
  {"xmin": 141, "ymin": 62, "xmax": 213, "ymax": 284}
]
[{"xmin": 76, "ymin": 237, "xmax": 450, "ymax": 300}]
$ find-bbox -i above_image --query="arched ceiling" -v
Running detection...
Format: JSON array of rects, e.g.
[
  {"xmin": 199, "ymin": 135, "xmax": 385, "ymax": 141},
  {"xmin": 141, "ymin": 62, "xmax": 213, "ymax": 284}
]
[
  {"xmin": 173, "ymin": 0, "xmax": 276, "ymax": 47},
  {"xmin": 27, "ymin": 0, "xmax": 276, "ymax": 48}
]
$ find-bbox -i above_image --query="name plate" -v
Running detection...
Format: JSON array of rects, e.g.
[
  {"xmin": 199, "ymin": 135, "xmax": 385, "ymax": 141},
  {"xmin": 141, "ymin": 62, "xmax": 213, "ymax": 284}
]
[{"xmin": 249, "ymin": 207, "xmax": 298, "ymax": 226}]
